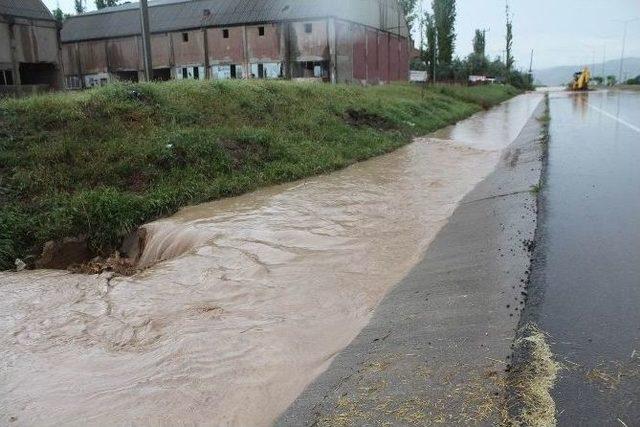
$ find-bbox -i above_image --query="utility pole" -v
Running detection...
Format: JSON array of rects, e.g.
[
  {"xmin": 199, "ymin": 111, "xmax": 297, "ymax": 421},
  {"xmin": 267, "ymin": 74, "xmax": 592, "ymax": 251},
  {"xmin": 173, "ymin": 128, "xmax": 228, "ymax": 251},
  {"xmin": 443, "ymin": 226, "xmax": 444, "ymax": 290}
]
[
  {"xmin": 139, "ymin": 0, "xmax": 153, "ymax": 81},
  {"xmin": 433, "ymin": 32, "xmax": 437, "ymax": 84},
  {"xmin": 601, "ymin": 46, "xmax": 606, "ymax": 81},
  {"xmin": 616, "ymin": 18, "xmax": 639, "ymax": 85},
  {"xmin": 528, "ymin": 49, "xmax": 534, "ymax": 86}
]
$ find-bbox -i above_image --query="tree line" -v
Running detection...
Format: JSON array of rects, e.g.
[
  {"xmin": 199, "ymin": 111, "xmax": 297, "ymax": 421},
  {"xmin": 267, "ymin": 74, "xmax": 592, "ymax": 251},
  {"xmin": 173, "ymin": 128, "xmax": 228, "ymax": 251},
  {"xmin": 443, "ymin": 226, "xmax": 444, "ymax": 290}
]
[
  {"xmin": 403, "ymin": 0, "xmax": 533, "ymax": 89},
  {"xmin": 53, "ymin": 0, "xmax": 121, "ymax": 23}
]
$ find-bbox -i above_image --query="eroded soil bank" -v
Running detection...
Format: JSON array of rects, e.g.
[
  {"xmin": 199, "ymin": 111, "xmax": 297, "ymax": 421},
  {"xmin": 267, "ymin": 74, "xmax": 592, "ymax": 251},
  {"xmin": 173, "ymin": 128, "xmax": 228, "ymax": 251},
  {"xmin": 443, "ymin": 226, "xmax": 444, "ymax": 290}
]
[{"xmin": 0, "ymin": 94, "xmax": 541, "ymax": 426}]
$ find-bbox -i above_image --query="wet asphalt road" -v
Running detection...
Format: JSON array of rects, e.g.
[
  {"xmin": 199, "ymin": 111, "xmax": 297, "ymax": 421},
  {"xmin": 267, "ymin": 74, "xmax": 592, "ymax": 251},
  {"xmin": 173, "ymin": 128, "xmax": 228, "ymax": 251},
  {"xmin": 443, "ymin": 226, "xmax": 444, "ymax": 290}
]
[{"xmin": 528, "ymin": 89, "xmax": 640, "ymax": 426}]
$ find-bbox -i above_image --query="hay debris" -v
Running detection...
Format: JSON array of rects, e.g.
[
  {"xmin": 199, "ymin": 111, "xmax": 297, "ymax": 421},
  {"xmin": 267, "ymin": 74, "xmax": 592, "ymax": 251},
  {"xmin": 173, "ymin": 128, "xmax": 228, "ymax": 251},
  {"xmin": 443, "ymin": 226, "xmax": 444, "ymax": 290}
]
[{"xmin": 506, "ymin": 322, "xmax": 560, "ymax": 427}]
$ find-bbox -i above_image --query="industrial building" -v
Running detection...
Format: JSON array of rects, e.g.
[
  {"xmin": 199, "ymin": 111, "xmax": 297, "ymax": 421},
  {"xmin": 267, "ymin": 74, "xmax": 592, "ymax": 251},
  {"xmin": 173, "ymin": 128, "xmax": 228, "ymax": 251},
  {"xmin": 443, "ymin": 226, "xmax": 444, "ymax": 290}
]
[
  {"xmin": 0, "ymin": 0, "xmax": 63, "ymax": 95},
  {"xmin": 60, "ymin": 0, "xmax": 410, "ymax": 88}
]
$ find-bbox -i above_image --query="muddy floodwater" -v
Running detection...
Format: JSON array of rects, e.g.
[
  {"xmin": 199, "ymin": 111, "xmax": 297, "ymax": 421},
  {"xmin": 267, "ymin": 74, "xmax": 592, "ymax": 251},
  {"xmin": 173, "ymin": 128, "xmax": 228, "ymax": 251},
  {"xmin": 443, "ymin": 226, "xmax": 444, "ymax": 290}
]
[{"xmin": 0, "ymin": 94, "xmax": 541, "ymax": 426}]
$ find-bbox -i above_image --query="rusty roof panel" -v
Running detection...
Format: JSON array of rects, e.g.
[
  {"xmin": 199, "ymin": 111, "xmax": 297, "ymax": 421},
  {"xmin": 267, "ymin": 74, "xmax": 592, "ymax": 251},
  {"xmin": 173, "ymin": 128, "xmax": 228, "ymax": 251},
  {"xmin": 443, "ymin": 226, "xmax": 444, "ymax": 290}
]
[
  {"xmin": 0, "ymin": 0, "xmax": 54, "ymax": 21},
  {"xmin": 61, "ymin": 0, "xmax": 408, "ymax": 43}
]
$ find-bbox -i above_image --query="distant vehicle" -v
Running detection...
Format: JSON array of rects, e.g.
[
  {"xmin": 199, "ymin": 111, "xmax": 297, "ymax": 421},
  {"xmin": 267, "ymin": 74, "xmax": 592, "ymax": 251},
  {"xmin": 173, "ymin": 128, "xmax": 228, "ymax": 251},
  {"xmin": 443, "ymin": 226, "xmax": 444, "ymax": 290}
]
[
  {"xmin": 570, "ymin": 67, "xmax": 591, "ymax": 91},
  {"xmin": 468, "ymin": 75, "xmax": 497, "ymax": 85}
]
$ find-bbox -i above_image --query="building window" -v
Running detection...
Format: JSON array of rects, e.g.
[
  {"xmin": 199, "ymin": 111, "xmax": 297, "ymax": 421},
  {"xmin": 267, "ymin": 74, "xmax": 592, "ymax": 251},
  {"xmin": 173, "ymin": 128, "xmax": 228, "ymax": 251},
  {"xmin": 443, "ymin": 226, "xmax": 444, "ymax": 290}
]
[
  {"xmin": 182, "ymin": 32, "xmax": 189, "ymax": 42},
  {"xmin": 193, "ymin": 66, "xmax": 199, "ymax": 80},
  {"xmin": 182, "ymin": 67, "xmax": 188, "ymax": 79},
  {"xmin": 258, "ymin": 26, "xmax": 265, "ymax": 36},
  {"xmin": 230, "ymin": 64, "xmax": 237, "ymax": 79},
  {"xmin": 223, "ymin": 29, "xmax": 229, "ymax": 39},
  {"xmin": 65, "ymin": 75, "xmax": 81, "ymax": 89},
  {"xmin": 304, "ymin": 23, "xmax": 312, "ymax": 33},
  {"xmin": 1, "ymin": 69, "xmax": 13, "ymax": 85},
  {"xmin": 258, "ymin": 63, "xmax": 265, "ymax": 79}
]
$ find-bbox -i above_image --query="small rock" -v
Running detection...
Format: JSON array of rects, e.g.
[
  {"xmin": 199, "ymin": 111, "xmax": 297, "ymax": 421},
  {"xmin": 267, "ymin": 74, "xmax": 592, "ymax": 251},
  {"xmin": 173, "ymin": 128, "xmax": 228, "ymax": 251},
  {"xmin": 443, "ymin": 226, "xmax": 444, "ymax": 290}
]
[{"xmin": 14, "ymin": 259, "xmax": 26, "ymax": 272}]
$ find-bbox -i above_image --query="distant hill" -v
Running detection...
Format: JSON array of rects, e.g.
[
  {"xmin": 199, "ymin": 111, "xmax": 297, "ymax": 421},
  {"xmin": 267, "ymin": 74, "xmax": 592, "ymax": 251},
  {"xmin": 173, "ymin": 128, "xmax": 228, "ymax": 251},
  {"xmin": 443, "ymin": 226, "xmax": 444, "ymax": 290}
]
[{"xmin": 533, "ymin": 58, "xmax": 640, "ymax": 86}]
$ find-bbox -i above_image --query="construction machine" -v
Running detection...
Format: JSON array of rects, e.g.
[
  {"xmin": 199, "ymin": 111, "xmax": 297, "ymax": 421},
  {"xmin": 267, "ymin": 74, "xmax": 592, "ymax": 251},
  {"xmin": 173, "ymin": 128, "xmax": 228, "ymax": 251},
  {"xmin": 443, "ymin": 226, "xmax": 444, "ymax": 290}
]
[{"xmin": 571, "ymin": 66, "xmax": 591, "ymax": 91}]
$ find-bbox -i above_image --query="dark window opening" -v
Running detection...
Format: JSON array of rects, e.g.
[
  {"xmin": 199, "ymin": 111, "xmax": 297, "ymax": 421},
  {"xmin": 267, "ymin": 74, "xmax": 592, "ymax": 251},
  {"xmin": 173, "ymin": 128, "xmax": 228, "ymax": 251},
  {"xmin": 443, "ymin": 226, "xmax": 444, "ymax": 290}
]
[
  {"xmin": 258, "ymin": 63, "xmax": 265, "ymax": 78},
  {"xmin": 1, "ymin": 69, "xmax": 14, "ymax": 85},
  {"xmin": 304, "ymin": 23, "xmax": 313, "ymax": 33},
  {"xmin": 153, "ymin": 68, "xmax": 171, "ymax": 81},
  {"xmin": 292, "ymin": 60, "xmax": 329, "ymax": 81},
  {"xmin": 182, "ymin": 67, "xmax": 188, "ymax": 79},
  {"xmin": 230, "ymin": 64, "xmax": 237, "ymax": 79},
  {"xmin": 258, "ymin": 26, "xmax": 265, "ymax": 36},
  {"xmin": 19, "ymin": 63, "xmax": 57, "ymax": 86},
  {"xmin": 193, "ymin": 66, "xmax": 200, "ymax": 80},
  {"xmin": 114, "ymin": 70, "xmax": 139, "ymax": 82},
  {"xmin": 223, "ymin": 29, "xmax": 229, "ymax": 39},
  {"xmin": 182, "ymin": 32, "xmax": 189, "ymax": 42}
]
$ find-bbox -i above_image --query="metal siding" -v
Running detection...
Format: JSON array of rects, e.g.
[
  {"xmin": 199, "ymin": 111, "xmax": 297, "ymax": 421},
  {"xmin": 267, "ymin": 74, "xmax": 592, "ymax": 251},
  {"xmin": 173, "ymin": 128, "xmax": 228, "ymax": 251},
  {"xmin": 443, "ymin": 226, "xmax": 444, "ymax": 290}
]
[
  {"xmin": 78, "ymin": 40, "xmax": 108, "ymax": 74},
  {"xmin": 61, "ymin": 43, "xmax": 78, "ymax": 75},
  {"xmin": 246, "ymin": 23, "xmax": 281, "ymax": 62},
  {"xmin": 377, "ymin": 31, "xmax": 389, "ymax": 83},
  {"xmin": 399, "ymin": 36, "xmax": 408, "ymax": 81},
  {"xmin": 389, "ymin": 34, "xmax": 400, "ymax": 81},
  {"xmin": 208, "ymin": 26, "xmax": 245, "ymax": 64},
  {"xmin": 334, "ymin": 20, "xmax": 352, "ymax": 84},
  {"xmin": 291, "ymin": 20, "xmax": 328, "ymax": 62},
  {"xmin": 366, "ymin": 28, "xmax": 378, "ymax": 84},
  {"xmin": 172, "ymin": 29, "xmax": 205, "ymax": 66},
  {"xmin": 151, "ymin": 33, "xmax": 171, "ymax": 67},
  {"xmin": 14, "ymin": 24, "xmax": 58, "ymax": 63},
  {"xmin": 0, "ymin": 22, "xmax": 12, "ymax": 64},
  {"xmin": 106, "ymin": 37, "xmax": 140, "ymax": 71},
  {"xmin": 352, "ymin": 24, "xmax": 365, "ymax": 81}
]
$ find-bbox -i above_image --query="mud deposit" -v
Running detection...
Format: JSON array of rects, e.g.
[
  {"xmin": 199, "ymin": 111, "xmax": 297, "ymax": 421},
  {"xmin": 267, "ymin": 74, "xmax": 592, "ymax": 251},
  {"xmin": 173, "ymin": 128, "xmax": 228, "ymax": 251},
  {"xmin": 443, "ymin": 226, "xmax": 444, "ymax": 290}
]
[{"xmin": 0, "ymin": 94, "xmax": 541, "ymax": 426}]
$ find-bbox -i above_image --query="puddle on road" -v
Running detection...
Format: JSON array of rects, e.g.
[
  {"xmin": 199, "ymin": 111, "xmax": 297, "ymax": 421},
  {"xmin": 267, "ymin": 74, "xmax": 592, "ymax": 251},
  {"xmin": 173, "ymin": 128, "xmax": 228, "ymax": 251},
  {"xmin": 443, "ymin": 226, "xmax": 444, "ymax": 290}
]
[{"xmin": 0, "ymin": 94, "xmax": 541, "ymax": 426}]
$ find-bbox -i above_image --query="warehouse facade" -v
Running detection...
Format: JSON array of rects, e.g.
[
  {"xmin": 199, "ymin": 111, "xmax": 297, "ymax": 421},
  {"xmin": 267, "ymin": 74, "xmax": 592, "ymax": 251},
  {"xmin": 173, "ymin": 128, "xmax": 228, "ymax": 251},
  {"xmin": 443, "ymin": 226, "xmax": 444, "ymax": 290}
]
[
  {"xmin": 0, "ymin": 0, "xmax": 63, "ymax": 95},
  {"xmin": 60, "ymin": 0, "xmax": 410, "ymax": 88}
]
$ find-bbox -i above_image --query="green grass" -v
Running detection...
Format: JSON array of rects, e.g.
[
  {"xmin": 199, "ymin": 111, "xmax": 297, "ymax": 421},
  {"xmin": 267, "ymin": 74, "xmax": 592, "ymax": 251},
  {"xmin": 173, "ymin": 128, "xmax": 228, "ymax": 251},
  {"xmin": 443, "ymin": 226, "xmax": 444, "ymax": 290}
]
[
  {"xmin": 0, "ymin": 80, "xmax": 519, "ymax": 269},
  {"xmin": 432, "ymin": 84, "xmax": 521, "ymax": 109}
]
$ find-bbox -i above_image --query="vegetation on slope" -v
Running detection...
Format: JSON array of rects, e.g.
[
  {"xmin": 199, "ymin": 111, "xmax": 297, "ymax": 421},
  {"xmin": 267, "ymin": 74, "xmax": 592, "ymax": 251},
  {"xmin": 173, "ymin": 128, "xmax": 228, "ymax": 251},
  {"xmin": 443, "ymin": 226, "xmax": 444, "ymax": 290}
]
[{"xmin": 0, "ymin": 81, "xmax": 519, "ymax": 269}]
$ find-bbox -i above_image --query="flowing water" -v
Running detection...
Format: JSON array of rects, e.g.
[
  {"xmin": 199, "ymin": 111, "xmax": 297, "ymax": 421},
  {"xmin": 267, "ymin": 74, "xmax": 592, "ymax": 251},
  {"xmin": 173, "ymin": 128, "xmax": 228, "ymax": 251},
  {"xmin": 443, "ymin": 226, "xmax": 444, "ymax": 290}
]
[{"xmin": 0, "ymin": 93, "xmax": 541, "ymax": 426}]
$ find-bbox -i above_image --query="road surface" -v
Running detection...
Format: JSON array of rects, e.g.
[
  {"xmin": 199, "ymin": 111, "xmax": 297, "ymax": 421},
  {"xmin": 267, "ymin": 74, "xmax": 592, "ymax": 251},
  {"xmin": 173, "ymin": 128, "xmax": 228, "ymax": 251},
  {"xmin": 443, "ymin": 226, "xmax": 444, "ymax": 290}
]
[{"xmin": 524, "ymin": 89, "xmax": 640, "ymax": 426}]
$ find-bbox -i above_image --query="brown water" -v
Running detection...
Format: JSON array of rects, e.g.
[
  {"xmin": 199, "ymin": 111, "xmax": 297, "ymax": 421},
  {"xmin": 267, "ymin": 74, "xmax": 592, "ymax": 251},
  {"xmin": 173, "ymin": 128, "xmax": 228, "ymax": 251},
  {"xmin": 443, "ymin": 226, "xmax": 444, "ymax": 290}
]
[{"xmin": 0, "ymin": 94, "xmax": 541, "ymax": 426}]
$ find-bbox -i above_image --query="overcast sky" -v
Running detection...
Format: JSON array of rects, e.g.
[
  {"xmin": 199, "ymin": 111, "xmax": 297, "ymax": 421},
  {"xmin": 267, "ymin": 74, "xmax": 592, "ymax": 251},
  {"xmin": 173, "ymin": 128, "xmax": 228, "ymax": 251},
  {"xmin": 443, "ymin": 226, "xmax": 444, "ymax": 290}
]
[{"xmin": 43, "ymin": 0, "xmax": 640, "ymax": 70}]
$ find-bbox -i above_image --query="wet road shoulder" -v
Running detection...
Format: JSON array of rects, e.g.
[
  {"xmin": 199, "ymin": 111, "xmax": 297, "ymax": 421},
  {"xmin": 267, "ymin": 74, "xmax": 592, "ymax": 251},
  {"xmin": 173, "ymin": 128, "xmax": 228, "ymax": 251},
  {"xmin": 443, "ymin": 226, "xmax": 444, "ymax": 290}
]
[
  {"xmin": 276, "ymin": 100, "xmax": 545, "ymax": 426},
  {"xmin": 519, "ymin": 90, "xmax": 640, "ymax": 426}
]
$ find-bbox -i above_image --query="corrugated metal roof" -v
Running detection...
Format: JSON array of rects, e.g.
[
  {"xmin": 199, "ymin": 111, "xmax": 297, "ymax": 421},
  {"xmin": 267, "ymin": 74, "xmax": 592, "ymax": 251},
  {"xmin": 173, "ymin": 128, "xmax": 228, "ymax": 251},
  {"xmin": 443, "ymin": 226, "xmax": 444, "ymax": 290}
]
[
  {"xmin": 61, "ymin": 0, "xmax": 408, "ymax": 43},
  {"xmin": 0, "ymin": 0, "xmax": 54, "ymax": 21}
]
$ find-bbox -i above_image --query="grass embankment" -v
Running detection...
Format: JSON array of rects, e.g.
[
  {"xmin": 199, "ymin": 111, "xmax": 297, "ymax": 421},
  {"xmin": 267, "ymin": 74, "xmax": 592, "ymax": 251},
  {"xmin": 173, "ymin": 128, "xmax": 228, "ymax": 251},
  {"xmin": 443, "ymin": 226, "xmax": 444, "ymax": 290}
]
[{"xmin": 0, "ymin": 81, "xmax": 519, "ymax": 269}]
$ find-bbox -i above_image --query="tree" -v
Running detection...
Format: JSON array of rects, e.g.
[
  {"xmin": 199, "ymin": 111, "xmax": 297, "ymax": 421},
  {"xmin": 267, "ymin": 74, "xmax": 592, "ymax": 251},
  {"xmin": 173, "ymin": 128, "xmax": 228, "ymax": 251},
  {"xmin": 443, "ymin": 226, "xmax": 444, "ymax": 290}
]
[
  {"xmin": 468, "ymin": 29, "xmax": 487, "ymax": 75},
  {"xmin": 606, "ymin": 75, "xmax": 617, "ymax": 86},
  {"xmin": 53, "ymin": 7, "xmax": 64, "ymax": 25},
  {"xmin": 473, "ymin": 29, "xmax": 485, "ymax": 57},
  {"xmin": 95, "ymin": 0, "xmax": 120, "ymax": 9},
  {"xmin": 75, "ymin": 0, "xmax": 85, "ymax": 13},
  {"xmin": 398, "ymin": 0, "xmax": 419, "ymax": 34},
  {"xmin": 432, "ymin": 0, "xmax": 456, "ymax": 68},
  {"xmin": 505, "ymin": 2, "xmax": 514, "ymax": 82},
  {"xmin": 422, "ymin": 12, "xmax": 437, "ymax": 82},
  {"xmin": 592, "ymin": 76, "xmax": 604, "ymax": 85}
]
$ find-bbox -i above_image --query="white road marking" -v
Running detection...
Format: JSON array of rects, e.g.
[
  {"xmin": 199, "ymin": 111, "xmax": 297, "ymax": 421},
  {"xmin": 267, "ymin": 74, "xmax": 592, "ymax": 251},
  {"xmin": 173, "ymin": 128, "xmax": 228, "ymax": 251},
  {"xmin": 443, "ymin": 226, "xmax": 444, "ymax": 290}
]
[{"xmin": 587, "ymin": 103, "xmax": 640, "ymax": 134}]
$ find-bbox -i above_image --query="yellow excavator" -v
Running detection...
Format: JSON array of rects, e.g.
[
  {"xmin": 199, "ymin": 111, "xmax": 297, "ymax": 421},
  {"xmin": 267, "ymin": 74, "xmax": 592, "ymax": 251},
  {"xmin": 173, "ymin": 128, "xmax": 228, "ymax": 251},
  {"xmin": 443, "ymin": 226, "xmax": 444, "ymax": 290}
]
[{"xmin": 571, "ymin": 66, "xmax": 591, "ymax": 91}]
